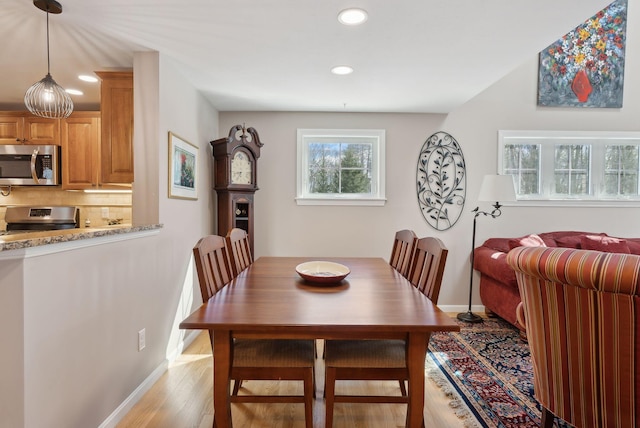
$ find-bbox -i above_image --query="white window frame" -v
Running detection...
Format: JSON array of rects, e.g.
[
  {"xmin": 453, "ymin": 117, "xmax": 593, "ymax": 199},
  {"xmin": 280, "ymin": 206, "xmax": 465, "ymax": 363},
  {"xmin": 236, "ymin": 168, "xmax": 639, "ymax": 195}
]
[
  {"xmin": 296, "ymin": 128, "xmax": 386, "ymax": 206},
  {"xmin": 498, "ymin": 130, "xmax": 640, "ymax": 207}
]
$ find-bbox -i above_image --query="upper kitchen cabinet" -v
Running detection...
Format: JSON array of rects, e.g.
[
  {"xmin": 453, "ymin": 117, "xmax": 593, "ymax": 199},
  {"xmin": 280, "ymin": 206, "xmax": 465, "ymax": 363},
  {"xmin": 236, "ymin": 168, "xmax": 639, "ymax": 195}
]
[
  {"xmin": 96, "ymin": 70, "xmax": 134, "ymax": 184},
  {"xmin": 0, "ymin": 113, "xmax": 22, "ymax": 144},
  {"xmin": 61, "ymin": 112, "xmax": 100, "ymax": 189},
  {"xmin": 0, "ymin": 112, "xmax": 60, "ymax": 145}
]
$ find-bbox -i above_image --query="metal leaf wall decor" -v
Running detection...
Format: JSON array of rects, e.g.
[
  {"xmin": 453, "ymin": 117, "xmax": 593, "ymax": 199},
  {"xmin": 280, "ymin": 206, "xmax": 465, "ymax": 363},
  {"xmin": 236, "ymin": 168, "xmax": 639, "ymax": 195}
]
[{"xmin": 416, "ymin": 131, "xmax": 466, "ymax": 230}]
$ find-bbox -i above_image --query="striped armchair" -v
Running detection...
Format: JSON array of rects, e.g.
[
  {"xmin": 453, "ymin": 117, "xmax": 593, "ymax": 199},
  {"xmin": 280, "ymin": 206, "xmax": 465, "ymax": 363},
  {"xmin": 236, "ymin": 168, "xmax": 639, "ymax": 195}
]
[{"xmin": 506, "ymin": 246, "xmax": 640, "ymax": 428}]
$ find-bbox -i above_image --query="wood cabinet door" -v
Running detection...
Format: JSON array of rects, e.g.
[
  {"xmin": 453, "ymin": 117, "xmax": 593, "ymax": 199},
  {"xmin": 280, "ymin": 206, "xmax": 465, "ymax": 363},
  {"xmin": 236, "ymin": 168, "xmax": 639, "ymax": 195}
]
[
  {"xmin": 61, "ymin": 113, "xmax": 100, "ymax": 189},
  {"xmin": 23, "ymin": 116, "xmax": 60, "ymax": 145},
  {"xmin": 0, "ymin": 113, "xmax": 24, "ymax": 144},
  {"xmin": 97, "ymin": 71, "xmax": 134, "ymax": 184}
]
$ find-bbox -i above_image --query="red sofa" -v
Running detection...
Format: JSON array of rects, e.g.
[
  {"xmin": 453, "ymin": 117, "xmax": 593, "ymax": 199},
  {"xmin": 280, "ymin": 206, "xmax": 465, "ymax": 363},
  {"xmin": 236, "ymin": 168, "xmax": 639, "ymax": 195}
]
[{"xmin": 473, "ymin": 231, "xmax": 640, "ymax": 333}]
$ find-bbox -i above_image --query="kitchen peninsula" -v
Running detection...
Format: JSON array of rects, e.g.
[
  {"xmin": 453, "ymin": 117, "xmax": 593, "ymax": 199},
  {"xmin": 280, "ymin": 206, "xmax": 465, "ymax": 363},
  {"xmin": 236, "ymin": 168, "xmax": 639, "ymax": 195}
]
[
  {"xmin": 0, "ymin": 224, "xmax": 162, "ymax": 256},
  {"xmin": 0, "ymin": 218, "xmax": 163, "ymax": 428}
]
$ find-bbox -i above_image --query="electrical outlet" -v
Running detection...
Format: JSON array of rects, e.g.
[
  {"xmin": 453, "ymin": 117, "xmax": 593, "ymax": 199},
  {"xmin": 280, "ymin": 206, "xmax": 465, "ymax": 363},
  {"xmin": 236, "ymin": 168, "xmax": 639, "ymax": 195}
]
[
  {"xmin": 138, "ymin": 328, "xmax": 146, "ymax": 351},
  {"xmin": 101, "ymin": 207, "xmax": 109, "ymax": 218}
]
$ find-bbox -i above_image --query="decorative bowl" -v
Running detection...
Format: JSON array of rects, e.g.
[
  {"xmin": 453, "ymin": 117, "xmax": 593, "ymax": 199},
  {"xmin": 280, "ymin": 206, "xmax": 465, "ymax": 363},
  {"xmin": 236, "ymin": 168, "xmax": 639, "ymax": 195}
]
[{"xmin": 295, "ymin": 261, "xmax": 350, "ymax": 284}]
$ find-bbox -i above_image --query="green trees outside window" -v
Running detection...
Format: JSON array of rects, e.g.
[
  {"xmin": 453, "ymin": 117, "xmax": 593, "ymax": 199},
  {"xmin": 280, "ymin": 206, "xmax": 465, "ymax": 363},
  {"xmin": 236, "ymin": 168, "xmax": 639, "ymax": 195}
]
[{"xmin": 308, "ymin": 142, "xmax": 372, "ymax": 194}]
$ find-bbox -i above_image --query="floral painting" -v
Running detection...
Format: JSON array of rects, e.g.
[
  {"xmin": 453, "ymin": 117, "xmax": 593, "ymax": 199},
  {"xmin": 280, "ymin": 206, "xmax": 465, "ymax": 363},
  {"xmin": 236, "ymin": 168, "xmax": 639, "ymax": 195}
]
[
  {"xmin": 169, "ymin": 132, "xmax": 198, "ymax": 200},
  {"xmin": 537, "ymin": 0, "xmax": 627, "ymax": 108}
]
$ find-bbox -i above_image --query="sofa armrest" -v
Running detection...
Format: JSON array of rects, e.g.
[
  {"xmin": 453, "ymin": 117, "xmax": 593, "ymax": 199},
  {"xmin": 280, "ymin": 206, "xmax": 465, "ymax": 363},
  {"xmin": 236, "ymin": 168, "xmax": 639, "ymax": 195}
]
[{"xmin": 474, "ymin": 246, "xmax": 518, "ymax": 286}]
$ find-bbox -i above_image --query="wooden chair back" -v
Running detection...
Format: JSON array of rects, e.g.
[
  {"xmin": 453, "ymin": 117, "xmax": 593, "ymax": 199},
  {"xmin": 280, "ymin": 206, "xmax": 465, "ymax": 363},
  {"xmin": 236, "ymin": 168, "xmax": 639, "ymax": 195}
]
[
  {"xmin": 389, "ymin": 229, "xmax": 418, "ymax": 277},
  {"xmin": 226, "ymin": 228, "xmax": 253, "ymax": 277},
  {"xmin": 192, "ymin": 235, "xmax": 234, "ymax": 302},
  {"xmin": 406, "ymin": 236, "xmax": 448, "ymax": 303}
]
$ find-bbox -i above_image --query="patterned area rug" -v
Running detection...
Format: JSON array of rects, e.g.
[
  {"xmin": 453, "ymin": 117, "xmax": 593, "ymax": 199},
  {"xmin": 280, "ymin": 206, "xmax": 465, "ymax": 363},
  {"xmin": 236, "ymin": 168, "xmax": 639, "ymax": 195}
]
[{"xmin": 427, "ymin": 317, "xmax": 567, "ymax": 428}]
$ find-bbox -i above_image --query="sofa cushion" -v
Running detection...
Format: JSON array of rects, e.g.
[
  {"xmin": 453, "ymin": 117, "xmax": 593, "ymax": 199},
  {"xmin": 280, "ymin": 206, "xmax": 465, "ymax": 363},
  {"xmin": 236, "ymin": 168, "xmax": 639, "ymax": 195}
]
[
  {"xmin": 627, "ymin": 239, "xmax": 640, "ymax": 255},
  {"xmin": 580, "ymin": 234, "xmax": 631, "ymax": 254},
  {"xmin": 555, "ymin": 235, "xmax": 583, "ymax": 249},
  {"xmin": 481, "ymin": 237, "xmax": 512, "ymax": 253},
  {"xmin": 540, "ymin": 231, "xmax": 593, "ymax": 247},
  {"xmin": 508, "ymin": 234, "xmax": 547, "ymax": 249}
]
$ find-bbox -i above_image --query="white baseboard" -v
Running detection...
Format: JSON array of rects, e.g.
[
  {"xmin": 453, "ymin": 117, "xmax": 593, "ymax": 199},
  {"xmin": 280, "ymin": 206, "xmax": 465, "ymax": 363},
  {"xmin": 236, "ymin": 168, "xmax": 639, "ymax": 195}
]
[
  {"xmin": 98, "ymin": 330, "xmax": 200, "ymax": 428},
  {"xmin": 438, "ymin": 304, "xmax": 485, "ymax": 314}
]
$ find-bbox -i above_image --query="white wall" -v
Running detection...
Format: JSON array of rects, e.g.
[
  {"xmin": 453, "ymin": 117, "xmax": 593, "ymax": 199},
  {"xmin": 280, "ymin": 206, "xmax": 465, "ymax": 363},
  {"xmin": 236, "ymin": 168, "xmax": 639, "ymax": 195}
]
[
  {"xmin": 0, "ymin": 51, "xmax": 219, "ymax": 428},
  {"xmin": 218, "ymin": 112, "xmax": 447, "ymax": 259},
  {"xmin": 0, "ymin": 258, "xmax": 24, "ymax": 428},
  {"xmin": 219, "ymin": 2, "xmax": 640, "ymax": 309}
]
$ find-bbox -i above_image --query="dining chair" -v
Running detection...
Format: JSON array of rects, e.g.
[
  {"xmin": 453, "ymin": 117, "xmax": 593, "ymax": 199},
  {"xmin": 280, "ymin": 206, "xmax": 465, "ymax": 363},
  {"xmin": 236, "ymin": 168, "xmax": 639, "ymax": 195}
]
[
  {"xmin": 192, "ymin": 235, "xmax": 315, "ymax": 428},
  {"xmin": 226, "ymin": 227, "xmax": 253, "ymax": 277},
  {"xmin": 389, "ymin": 229, "xmax": 418, "ymax": 277},
  {"xmin": 323, "ymin": 236, "xmax": 448, "ymax": 428},
  {"xmin": 226, "ymin": 227, "xmax": 322, "ymax": 361}
]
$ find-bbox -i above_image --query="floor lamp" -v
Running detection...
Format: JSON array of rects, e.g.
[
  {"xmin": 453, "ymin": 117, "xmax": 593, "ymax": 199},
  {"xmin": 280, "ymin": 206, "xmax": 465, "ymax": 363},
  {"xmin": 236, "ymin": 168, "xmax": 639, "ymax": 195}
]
[{"xmin": 457, "ymin": 174, "xmax": 517, "ymax": 323}]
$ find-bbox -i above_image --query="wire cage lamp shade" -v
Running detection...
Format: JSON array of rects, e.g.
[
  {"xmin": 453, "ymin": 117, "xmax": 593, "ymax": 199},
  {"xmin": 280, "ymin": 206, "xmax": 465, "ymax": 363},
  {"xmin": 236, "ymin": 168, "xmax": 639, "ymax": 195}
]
[
  {"xmin": 25, "ymin": 73, "xmax": 73, "ymax": 119},
  {"xmin": 24, "ymin": 0, "xmax": 73, "ymax": 119}
]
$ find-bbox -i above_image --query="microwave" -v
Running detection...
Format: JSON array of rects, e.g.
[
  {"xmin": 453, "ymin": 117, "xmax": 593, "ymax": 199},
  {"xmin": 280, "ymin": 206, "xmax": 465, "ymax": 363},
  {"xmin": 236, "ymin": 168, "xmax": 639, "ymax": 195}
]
[{"xmin": 0, "ymin": 144, "xmax": 60, "ymax": 186}]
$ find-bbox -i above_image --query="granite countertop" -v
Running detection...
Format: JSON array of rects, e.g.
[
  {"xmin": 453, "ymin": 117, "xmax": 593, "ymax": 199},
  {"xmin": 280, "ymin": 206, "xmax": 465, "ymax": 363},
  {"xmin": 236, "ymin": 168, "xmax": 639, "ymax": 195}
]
[{"xmin": 0, "ymin": 224, "xmax": 163, "ymax": 252}]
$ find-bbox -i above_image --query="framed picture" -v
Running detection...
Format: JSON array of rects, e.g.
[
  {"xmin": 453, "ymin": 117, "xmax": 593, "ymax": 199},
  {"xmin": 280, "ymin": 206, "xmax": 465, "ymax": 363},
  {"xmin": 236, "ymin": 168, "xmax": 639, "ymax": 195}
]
[
  {"xmin": 537, "ymin": 0, "xmax": 627, "ymax": 108},
  {"xmin": 168, "ymin": 132, "xmax": 198, "ymax": 200}
]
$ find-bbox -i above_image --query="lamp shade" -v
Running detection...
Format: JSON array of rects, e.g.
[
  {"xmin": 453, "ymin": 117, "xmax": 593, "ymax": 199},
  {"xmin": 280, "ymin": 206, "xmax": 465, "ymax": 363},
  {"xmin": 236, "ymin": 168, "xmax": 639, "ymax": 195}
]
[
  {"xmin": 24, "ymin": 73, "xmax": 74, "ymax": 119},
  {"xmin": 478, "ymin": 174, "xmax": 517, "ymax": 202}
]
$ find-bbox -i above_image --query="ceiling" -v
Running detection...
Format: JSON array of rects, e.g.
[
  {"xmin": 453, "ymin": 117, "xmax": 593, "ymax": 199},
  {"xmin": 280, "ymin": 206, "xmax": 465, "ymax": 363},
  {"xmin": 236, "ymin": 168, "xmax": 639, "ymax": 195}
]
[{"xmin": 1, "ymin": 0, "xmax": 613, "ymax": 113}]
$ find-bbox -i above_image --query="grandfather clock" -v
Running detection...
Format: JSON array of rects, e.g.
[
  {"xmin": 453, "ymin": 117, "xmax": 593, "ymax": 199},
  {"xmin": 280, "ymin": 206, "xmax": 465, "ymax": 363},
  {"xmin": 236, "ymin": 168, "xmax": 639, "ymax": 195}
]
[{"xmin": 211, "ymin": 125, "xmax": 263, "ymax": 257}]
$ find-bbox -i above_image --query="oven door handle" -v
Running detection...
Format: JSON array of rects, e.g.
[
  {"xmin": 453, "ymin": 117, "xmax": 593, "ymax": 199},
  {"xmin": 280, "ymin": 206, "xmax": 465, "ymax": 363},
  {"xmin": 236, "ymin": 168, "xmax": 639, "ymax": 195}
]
[{"xmin": 30, "ymin": 148, "xmax": 40, "ymax": 184}]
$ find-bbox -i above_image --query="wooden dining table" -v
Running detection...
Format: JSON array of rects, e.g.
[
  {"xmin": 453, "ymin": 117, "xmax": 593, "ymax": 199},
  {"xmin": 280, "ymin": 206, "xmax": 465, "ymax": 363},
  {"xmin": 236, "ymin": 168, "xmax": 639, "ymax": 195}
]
[{"xmin": 179, "ymin": 256, "xmax": 460, "ymax": 427}]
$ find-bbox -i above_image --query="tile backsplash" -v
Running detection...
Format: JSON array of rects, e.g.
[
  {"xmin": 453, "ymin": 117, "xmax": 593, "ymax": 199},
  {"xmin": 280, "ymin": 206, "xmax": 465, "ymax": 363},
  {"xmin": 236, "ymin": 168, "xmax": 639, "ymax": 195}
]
[{"xmin": 0, "ymin": 187, "xmax": 132, "ymax": 230}]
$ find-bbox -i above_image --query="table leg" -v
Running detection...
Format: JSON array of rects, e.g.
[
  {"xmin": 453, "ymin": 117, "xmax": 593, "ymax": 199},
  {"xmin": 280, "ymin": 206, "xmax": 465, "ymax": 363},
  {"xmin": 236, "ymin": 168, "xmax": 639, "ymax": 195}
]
[
  {"xmin": 406, "ymin": 332, "xmax": 428, "ymax": 428},
  {"xmin": 212, "ymin": 329, "xmax": 233, "ymax": 428}
]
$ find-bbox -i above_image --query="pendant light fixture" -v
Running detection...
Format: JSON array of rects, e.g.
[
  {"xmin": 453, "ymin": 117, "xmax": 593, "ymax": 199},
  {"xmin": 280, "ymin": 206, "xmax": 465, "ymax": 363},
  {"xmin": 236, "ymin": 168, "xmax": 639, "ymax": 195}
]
[{"xmin": 24, "ymin": 0, "xmax": 73, "ymax": 119}]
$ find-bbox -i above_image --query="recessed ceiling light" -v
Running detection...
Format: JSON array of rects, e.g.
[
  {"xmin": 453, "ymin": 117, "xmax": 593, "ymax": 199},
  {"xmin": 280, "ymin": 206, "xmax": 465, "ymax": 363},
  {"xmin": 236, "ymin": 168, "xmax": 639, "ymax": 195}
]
[
  {"xmin": 331, "ymin": 66, "xmax": 354, "ymax": 75},
  {"xmin": 338, "ymin": 8, "xmax": 368, "ymax": 25},
  {"xmin": 78, "ymin": 74, "xmax": 98, "ymax": 83},
  {"xmin": 66, "ymin": 89, "xmax": 83, "ymax": 96}
]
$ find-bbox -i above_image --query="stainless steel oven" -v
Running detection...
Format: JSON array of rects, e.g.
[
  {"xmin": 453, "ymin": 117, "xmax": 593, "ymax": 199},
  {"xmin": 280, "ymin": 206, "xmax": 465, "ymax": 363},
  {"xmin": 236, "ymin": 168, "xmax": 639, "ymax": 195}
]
[
  {"xmin": 1, "ymin": 206, "xmax": 79, "ymax": 235},
  {"xmin": 0, "ymin": 144, "xmax": 60, "ymax": 186}
]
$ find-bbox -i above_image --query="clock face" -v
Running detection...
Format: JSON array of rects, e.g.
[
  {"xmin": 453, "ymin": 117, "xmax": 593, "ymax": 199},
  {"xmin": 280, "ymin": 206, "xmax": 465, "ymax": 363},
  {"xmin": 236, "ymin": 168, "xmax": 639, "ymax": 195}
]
[{"xmin": 231, "ymin": 151, "xmax": 252, "ymax": 185}]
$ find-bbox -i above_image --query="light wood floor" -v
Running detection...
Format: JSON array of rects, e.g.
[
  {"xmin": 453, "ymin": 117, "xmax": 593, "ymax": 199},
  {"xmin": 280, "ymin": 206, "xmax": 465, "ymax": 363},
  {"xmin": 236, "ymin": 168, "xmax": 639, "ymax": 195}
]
[{"xmin": 116, "ymin": 331, "xmax": 469, "ymax": 428}]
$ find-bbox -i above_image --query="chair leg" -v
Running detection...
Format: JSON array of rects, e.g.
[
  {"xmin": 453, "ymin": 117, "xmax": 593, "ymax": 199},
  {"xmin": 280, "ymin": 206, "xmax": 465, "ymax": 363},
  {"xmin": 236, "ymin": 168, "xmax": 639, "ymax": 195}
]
[
  {"xmin": 312, "ymin": 366, "xmax": 317, "ymax": 399},
  {"xmin": 304, "ymin": 370, "xmax": 314, "ymax": 428},
  {"xmin": 541, "ymin": 407, "xmax": 555, "ymax": 428},
  {"xmin": 325, "ymin": 367, "xmax": 336, "ymax": 428},
  {"xmin": 232, "ymin": 379, "xmax": 242, "ymax": 395},
  {"xmin": 399, "ymin": 379, "xmax": 407, "ymax": 396}
]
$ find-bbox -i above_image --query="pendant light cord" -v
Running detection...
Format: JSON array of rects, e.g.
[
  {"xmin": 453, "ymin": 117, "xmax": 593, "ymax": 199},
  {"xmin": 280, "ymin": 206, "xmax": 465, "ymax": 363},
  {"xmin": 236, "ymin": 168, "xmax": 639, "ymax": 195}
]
[{"xmin": 46, "ymin": 6, "xmax": 51, "ymax": 75}]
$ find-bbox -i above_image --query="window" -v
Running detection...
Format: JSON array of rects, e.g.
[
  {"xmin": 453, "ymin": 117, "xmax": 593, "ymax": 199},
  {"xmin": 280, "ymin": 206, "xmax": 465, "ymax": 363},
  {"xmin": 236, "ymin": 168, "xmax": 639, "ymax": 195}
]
[
  {"xmin": 604, "ymin": 145, "xmax": 639, "ymax": 195},
  {"xmin": 296, "ymin": 129, "xmax": 385, "ymax": 206},
  {"xmin": 499, "ymin": 130, "xmax": 640, "ymax": 205},
  {"xmin": 554, "ymin": 144, "xmax": 591, "ymax": 196}
]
